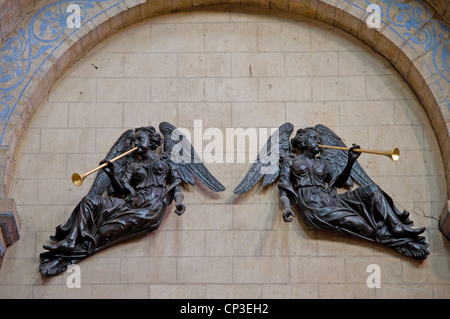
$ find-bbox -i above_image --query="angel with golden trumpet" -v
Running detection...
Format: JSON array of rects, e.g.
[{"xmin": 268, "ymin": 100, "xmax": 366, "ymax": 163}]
[
  {"xmin": 234, "ymin": 123, "xmax": 429, "ymax": 260},
  {"xmin": 40, "ymin": 123, "xmax": 225, "ymax": 277}
]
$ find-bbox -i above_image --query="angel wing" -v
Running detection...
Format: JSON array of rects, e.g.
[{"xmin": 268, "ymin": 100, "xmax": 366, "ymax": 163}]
[
  {"xmin": 315, "ymin": 124, "xmax": 374, "ymax": 188},
  {"xmin": 87, "ymin": 129, "xmax": 135, "ymax": 196},
  {"xmin": 233, "ymin": 122, "xmax": 294, "ymax": 195},
  {"xmin": 159, "ymin": 122, "xmax": 225, "ymax": 192}
]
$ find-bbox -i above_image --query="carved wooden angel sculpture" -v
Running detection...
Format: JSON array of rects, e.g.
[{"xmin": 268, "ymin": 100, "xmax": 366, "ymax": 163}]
[
  {"xmin": 40, "ymin": 122, "xmax": 225, "ymax": 277},
  {"xmin": 234, "ymin": 123, "xmax": 429, "ymax": 260}
]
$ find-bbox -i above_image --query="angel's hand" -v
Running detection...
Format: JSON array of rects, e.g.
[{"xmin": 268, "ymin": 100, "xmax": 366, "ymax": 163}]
[
  {"xmin": 282, "ymin": 208, "xmax": 295, "ymax": 222},
  {"xmin": 99, "ymin": 159, "xmax": 114, "ymax": 175},
  {"xmin": 175, "ymin": 202, "xmax": 186, "ymax": 216},
  {"xmin": 348, "ymin": 144, "xmax": 361, "ymax": 162},
  {"xmin": 174, "ymin": 191, "xmax": 185, "ymax": 216}
]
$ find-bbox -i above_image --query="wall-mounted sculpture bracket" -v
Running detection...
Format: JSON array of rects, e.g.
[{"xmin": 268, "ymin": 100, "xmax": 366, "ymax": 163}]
[{"xmin": 0, "ymin": 199, "xmax": 20, "ymax": 268}]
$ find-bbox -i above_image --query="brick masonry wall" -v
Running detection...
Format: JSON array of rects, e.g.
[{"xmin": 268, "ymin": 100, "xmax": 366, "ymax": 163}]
[{"xmin": 0, "ymin": 7, "xmax": 448, "ymax": 299}]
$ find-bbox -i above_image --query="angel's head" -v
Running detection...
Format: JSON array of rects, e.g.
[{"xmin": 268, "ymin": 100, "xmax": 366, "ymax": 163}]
[
  {"xmin": 134, "ymin": 126, "xmax": 163, "ymax": 153},
  {"xmin": 291, "ymin": 127, "xmax": 321, "ymax": 154}
]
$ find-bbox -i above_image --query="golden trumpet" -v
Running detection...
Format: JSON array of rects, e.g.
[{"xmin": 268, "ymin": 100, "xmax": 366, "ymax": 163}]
[
  {"xmin": 72, "ymin": 147, "xmax": 138, "ymax": 186},
  {"xmin": 319, "ymin": 145, "xmax": 400, "ymax": 162}
]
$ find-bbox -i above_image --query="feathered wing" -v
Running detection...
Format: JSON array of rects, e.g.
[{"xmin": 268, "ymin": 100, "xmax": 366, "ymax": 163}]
[
  {"xmin": 233, "ymin": 122, "xmax": 294, "ymax": 195},
  {"xmin": 159, "ymin": 122, "xmax": 225, "ymax": 192},
  {"xmin": 87, "ymin": 129, "xmax": 135, "ymax": 196},
  {"xmin": 314, "ymin": 124, "xmax": 374, "ymax": 188}
]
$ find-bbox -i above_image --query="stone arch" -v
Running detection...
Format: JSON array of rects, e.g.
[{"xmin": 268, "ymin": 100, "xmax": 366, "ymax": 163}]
[{"xmin": 0, "ymin": 0, "xmax": 448, "ymax": 228}]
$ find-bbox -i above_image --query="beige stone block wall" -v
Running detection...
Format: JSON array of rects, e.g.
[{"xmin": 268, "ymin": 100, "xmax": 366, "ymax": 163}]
[{"xmin": 0, "ymin": 6, "xmax": 448, "ymax": 299}]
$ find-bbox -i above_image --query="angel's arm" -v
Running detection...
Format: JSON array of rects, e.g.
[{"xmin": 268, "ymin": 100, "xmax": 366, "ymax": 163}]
[
  {"xmin": 330, "ymin": 145, "xmax": 361, "ymax": 189},
  {"xmin": 100, "ymin": 160, "xmax": 128, "ymax": 196},
  {"xmin": 167, "ymin": 159, "xmax": 185, "ymax": 215},
  {"xmin": 277, "ymin": 157, "xmax": 296, "ymax": 222}
]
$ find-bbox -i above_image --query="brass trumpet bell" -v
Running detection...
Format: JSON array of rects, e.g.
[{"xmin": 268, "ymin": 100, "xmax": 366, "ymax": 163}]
[{"xmin": 71, "ymin": 172, "xmax": 85, "ymax": 187}]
